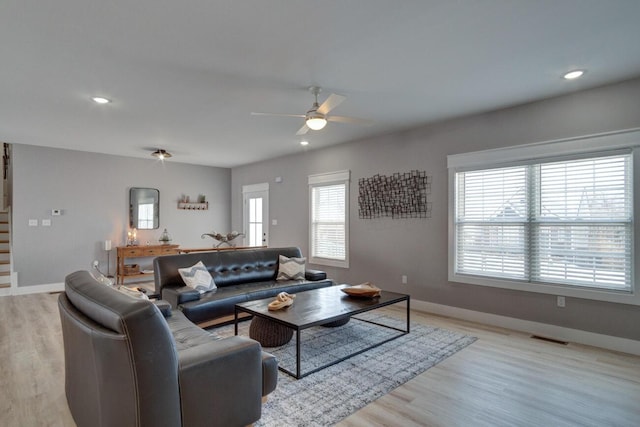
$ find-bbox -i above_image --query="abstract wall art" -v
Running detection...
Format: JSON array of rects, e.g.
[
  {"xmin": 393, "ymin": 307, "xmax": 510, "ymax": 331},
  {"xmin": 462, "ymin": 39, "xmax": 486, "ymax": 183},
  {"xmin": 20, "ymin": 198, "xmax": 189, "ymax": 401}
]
[{"xmin": 358, "ymin": 170, "xmax": 432, "ymax": 219}]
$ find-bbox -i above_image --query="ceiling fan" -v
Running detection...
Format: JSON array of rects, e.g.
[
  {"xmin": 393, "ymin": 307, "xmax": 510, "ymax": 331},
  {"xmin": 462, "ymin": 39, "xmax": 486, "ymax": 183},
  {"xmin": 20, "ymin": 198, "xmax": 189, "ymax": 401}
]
[{"xmin": 251, "ymin": 86, "xmax": 371, "ymax": 135}]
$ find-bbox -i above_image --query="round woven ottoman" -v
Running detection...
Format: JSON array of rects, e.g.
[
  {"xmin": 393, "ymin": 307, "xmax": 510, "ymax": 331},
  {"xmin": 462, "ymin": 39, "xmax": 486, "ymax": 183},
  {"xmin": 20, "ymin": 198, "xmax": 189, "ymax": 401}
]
[
  {"xmin": 249, "ymin": 316, "xmax": 294, "ymax": 347},
  {"xmin": 321, "ymin": 316, "xmax": 350, "ymax": 328}
]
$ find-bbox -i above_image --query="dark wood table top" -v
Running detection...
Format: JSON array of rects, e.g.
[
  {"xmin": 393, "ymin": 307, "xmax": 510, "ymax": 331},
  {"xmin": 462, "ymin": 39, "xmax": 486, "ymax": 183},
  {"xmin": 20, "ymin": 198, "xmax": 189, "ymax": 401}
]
[{"xmin": 235, "ymin": 284, "xmax": 409, "ymax": 329}]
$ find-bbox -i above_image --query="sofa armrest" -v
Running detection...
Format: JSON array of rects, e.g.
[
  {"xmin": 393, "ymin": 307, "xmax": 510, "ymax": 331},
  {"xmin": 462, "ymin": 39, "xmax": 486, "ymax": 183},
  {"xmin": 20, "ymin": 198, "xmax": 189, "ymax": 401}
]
[
  {"xmin": 305, "ymin": 268, "xmax": 327, "ymax": 281},
  {"xmin": 153, "ymin": 300, "xmax": 172, "ymax": 317},
  {"xmin": 178, "ymin": 336, "xmax": 263, "ymax": 427},
  {"xmin": 161, "ymin": 286, "xmax": 201, "ymax": 308}
]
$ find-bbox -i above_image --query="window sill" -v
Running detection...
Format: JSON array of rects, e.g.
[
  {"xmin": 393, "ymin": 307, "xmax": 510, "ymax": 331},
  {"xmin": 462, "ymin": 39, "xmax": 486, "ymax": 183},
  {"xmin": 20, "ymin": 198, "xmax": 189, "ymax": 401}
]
[
  {"xmin": 448, "ymin": 272, "xmax": 640, "ymax": 306},
  {"xmin": 310, "ymin": 256, "xmax": 349, "ymax": 269}
]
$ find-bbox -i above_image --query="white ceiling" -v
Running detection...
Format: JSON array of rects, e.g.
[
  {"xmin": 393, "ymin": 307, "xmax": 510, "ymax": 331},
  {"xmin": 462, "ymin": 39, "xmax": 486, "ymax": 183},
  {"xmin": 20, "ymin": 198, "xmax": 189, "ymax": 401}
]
[{"xmin": 2, "ymin": 1, "xmax": 640, "ymax": 168}]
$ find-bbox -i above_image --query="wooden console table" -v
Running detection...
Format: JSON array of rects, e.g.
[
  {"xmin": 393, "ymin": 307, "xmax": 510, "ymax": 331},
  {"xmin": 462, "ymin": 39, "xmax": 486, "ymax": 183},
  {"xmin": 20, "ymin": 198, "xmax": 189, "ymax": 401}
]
[
  {"xmin": 116, "ymin": 244, "xmax": 180, "ymax": 286},
  {"xmin": 179, "ymin": 245, "xmax": 266, "ymax": 254}
]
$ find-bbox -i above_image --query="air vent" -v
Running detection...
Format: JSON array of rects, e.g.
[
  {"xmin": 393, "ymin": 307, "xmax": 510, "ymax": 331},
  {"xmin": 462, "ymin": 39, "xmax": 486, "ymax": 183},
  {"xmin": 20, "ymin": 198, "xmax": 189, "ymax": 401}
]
[{"xmin": 530, "ymin": 335, "xmax": 568, "ymax": 345}]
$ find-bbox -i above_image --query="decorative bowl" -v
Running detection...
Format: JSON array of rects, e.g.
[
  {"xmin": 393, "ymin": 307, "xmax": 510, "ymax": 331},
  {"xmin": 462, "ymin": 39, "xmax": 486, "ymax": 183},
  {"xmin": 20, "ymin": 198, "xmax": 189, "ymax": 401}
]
[{"xmin": 341, "ymin": 282, "xmax": 381, "ymax": 298}]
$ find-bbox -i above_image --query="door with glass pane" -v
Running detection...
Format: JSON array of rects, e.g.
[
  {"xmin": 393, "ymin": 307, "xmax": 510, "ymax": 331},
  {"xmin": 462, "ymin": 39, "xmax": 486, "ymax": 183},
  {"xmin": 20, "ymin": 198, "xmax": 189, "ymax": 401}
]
[{"xmin": 242, "ymin": 183, "xmax": 269, "ymax": 247}]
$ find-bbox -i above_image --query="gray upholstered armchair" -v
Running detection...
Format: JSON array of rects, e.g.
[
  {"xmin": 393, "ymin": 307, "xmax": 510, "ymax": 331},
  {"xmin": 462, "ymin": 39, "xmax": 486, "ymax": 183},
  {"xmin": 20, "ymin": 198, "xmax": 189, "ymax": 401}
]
[{"xmin": 58, "ymin": 270, "xmax": 277, "ymax": 427}]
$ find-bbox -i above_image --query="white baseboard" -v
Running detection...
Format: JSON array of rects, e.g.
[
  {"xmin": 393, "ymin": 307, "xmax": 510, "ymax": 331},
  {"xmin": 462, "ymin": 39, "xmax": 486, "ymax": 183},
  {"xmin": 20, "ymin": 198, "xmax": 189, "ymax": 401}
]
[
  {"xmin": 413, "ymin": 299, "xmax": 640, "ymax": 356},
  {"xmin": 10, "ymin": 282, "xmax": 64, "ymax": 296}
]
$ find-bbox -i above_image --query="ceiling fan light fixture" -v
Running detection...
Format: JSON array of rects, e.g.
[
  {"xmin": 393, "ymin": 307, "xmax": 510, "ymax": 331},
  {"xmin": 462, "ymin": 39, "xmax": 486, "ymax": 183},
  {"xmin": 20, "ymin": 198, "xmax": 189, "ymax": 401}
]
[
  {"xmin": 306, "ymin": 117, "xmax": 327, "ymax": 130},
  {"xmin": 151, "ymin": 149, "xmax": 172, "ymax": 160}
]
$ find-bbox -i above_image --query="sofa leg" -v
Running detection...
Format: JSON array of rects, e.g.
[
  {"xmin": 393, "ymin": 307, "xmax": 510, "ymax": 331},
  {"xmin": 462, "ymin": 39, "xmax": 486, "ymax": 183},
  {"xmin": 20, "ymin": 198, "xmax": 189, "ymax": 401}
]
[{"xmin": 262, "ymin": 395, "xmax": 268, "ymax": 404}]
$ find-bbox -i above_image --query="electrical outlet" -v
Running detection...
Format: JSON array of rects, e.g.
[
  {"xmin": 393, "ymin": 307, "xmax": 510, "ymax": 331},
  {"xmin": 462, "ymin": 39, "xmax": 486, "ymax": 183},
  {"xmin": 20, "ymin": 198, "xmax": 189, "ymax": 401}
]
[
  {"xmin": 557, "ymin": 296, "xmax": 566, "ymax": 308},
  {"xmin": 92, "ymin": 260, "xmax": 99, "ymax": 268},
  {"xmin": 401, "ymin": 275, "xmax": 408, "ymax": 285}
]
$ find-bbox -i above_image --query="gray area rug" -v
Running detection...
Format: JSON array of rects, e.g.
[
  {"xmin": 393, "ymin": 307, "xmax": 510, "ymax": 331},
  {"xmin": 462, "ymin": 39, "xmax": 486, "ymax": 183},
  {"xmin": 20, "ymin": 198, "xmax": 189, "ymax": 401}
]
[{"xmin": 214, "ymin": 313, "xmax": 476, "ymax": 426}]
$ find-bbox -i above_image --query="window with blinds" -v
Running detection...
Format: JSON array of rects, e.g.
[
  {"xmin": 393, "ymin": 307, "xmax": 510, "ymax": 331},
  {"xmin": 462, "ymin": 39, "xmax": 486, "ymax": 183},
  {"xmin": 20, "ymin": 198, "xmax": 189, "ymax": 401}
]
[
  {"xmin": 454, "ymin": 153, "xmax": 632, "ymax": 292},
  {"xmin": 308, "ymin": 170, "xmax": 350, "ymax": 268}
]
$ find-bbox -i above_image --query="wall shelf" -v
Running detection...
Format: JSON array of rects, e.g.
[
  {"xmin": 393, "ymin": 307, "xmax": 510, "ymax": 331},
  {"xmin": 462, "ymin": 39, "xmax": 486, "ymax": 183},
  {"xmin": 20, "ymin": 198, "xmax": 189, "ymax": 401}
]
[{"xmin": 178, "ymin": 202, "xmax": 209, "ymax": 210}]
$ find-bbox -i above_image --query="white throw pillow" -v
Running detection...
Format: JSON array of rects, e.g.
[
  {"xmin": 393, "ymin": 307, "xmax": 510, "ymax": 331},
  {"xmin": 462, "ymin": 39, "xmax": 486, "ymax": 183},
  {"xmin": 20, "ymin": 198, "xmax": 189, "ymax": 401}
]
[
  {"xmin": 276, "ymin": 255, "xmax": 306, "ymax": 281},
  {"xmin": 117, "ymin": 286, "xmax": 149, "ymax": 300},
  {"xmin": 178, "ymin": 261, "xmax": 217, "ymax": 293}
]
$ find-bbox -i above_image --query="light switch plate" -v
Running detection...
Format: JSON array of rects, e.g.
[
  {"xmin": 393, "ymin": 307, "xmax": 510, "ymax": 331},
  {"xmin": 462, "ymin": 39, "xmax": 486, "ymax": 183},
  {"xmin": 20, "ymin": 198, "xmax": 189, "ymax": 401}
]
[
  {"xmin": 28, "ymin": 219, "xmax": 38, "ymax": 226},
  {"xmin": 42, "ymin": 219, "xmax": 52, "ymax": 226}
]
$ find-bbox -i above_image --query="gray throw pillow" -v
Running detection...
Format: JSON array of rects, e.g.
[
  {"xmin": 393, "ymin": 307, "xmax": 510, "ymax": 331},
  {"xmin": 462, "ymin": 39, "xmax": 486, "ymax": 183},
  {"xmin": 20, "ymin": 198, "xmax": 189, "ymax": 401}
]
[
  {"xmin": 276, "ymin": 255, "xmax": 306, "ymax": 281},
  {"xmin": 178, "ymin": 261, "xmax": 217, "ymax": 293}
]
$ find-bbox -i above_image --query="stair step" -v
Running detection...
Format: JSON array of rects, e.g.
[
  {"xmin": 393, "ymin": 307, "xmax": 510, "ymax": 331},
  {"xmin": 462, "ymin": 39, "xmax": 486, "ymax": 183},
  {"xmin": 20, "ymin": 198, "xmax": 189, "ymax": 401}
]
[
  {"xmin": 0, "ymin": 271, "xmax": 9, "ymax": 276},
  {"xmin": 0, "ymin": 283, "xmax": 9, "ymax": 289},
  {"xmin": 0, "ymin": 250, "xmax": 9, "ymax": 254}
]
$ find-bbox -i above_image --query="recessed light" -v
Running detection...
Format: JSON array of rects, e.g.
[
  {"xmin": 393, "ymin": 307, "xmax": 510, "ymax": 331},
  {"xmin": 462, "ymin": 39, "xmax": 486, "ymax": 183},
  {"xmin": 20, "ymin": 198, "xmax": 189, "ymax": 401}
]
[
  {"xmin": 92, "ymin": 97, "xmax": 111, "ymax": 104},
  {"xmin": 300, "ymin": 140, "xmax": 309, "ymax": 146},
  {"xmin": 563, "ymin": 70, "xmax": 585, "ymax": 80}
]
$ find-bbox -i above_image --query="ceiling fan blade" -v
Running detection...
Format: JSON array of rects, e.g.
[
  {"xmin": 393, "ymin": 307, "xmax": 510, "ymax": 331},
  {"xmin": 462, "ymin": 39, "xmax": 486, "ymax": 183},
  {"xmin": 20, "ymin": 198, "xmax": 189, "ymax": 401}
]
[
  {"xmin": 317, "ymin": 93, "xmax": 346, "ymax": 115},
  {"xmin": 251, "ymin": 112, "xmax": 306, "ymax": 118},
  {"xmin": 327, "ymin": 115, "xmax": 373, "ymax": 125},
  {"xmin": 296, "ymin": 123, "xmax": 310, "ymax": 135}
]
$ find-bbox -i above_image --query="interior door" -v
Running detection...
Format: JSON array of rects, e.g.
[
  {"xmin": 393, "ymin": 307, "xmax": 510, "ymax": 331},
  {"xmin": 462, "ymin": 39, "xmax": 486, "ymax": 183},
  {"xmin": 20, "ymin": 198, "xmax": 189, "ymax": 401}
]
[{"xmin": 242, "ymin": 183, "xmax": 269, "ymax": 247}]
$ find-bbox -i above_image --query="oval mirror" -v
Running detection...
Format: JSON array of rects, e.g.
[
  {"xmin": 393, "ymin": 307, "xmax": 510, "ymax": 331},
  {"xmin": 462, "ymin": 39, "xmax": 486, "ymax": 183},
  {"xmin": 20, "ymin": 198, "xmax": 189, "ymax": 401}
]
[{"xmin": 129, "ymin": 187, "xmax": 159, "ymax": 229}]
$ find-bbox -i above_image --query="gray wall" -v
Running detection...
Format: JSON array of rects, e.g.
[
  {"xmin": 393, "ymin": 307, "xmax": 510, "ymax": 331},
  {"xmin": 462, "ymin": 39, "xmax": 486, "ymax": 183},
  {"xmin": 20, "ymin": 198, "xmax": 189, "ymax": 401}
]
[
  {"xmin": 13, "ymin": 145, "xmax": 230, "ymax": 286},
  {"xmin": 231, "ymin": 77, "xmax": 640, "ymax": 340}
]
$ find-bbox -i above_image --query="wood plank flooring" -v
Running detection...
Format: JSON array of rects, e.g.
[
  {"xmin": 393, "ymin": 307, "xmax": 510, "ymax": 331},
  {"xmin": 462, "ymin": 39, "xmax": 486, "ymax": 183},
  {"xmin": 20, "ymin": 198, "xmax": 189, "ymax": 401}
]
[{"xmin": 1, "ymin": 293, "xmax": 639, "ymax": 426}]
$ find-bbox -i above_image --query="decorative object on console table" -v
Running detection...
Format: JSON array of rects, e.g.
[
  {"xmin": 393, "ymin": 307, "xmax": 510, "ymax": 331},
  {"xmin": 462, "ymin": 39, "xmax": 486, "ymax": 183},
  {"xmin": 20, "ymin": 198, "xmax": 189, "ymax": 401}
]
[
  {"xmin": 159, "ymin": 228, "xmax": 172, "ymax": 244},
  {"xmin": 201, "ymin": 231, "xmax": 245, "ymax": 248},
  {"xmin": 126, "ymin": 228, "xmax": 138, "ymax": 246},
  {"xmin": 116, "ymin": 244, "xmax": 180, "ymax": 286}
]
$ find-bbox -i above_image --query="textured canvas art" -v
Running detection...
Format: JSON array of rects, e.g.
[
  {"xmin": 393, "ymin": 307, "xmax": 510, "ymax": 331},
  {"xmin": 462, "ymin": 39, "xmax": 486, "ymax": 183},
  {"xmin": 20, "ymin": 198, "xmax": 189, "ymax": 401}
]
[{"xmin": 358, "ymin": 170, "xmax": 432, "ymax": 219}]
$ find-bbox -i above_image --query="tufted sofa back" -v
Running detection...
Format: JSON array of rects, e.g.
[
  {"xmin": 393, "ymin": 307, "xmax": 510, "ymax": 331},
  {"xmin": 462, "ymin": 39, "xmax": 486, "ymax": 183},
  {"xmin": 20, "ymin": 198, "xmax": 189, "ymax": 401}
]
[{"xmin": 154, "ymin": 246, "xmax": 304, "ymax": 295}]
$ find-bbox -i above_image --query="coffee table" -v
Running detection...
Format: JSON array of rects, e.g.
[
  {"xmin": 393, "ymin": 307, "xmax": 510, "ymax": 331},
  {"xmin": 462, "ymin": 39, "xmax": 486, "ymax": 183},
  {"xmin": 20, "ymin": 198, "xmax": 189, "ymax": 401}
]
[{"xmin": 234, "ymin": 285, "xmax": 410, "ymax": 379}]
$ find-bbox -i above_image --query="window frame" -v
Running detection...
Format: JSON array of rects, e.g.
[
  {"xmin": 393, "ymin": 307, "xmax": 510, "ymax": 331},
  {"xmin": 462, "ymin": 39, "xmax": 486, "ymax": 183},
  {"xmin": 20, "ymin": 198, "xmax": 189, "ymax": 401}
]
[
  {"xmin": 448, "ymin": 128, "xmax": 640, "ymax": 306},
  {"xmin": 308, "ymin": 170, "xmax": 350, "ymax": 268}
]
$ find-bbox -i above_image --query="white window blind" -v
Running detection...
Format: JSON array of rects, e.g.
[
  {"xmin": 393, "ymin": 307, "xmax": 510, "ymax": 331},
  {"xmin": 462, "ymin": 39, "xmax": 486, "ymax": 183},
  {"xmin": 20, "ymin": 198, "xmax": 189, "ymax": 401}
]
[
  {"xmin": 456, "ymin": 166, "xmax": 528, "ymax": 280},
  {"xmin": 454, "ymin": 153, "xmax": 632, "ymax": 292},
  {"xmin": 309, "ymin": 170, "xmax": 350, "ymax": 268},
  {"xmin": 311, "ymin": 184, "xmax": 346, "ymax": 260}
]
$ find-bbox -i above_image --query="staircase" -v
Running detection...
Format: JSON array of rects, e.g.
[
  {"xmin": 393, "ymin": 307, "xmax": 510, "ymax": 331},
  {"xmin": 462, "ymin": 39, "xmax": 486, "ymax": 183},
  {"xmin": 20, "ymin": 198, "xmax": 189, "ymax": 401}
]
[{"xmin": 0, "ymin": 211, "xmax": 11, "ymax": 289}]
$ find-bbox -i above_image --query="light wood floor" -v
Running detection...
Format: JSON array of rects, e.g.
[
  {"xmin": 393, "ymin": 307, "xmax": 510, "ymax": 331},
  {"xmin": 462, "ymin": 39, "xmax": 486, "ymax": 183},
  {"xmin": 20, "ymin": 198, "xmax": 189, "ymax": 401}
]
[{"xmin": 1, "ymin": 293, "xmax": 639, "ymax": 427}]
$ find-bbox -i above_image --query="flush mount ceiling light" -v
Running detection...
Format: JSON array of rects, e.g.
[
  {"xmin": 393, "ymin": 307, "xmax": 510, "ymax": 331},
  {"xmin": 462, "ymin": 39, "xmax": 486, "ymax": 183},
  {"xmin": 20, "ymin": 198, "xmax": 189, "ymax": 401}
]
[
  {"xmin": 300, "ymin": 140, "xmax": 310, "ymax": 146},
  {"xmin": 151, "ymin": 149, "xmax": 172, "ymax": 160},
  {"xmin": 563, "ymin": 70, "xmax": 585, "ymax": 80},
  {"xmin": 91, "ymin": 96, "xmax": 111, "ymax": 104}
]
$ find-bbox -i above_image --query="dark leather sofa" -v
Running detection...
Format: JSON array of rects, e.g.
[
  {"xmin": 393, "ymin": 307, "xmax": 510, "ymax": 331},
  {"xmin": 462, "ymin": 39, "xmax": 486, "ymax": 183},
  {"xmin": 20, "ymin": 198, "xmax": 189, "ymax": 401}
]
[
  {"xmin": 58, "ymin": 270, "xmax": 278, "ymax": 427},
  {"xmin": 154, "ymin": 246, "xmax": 334, "ymax": 324}
]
